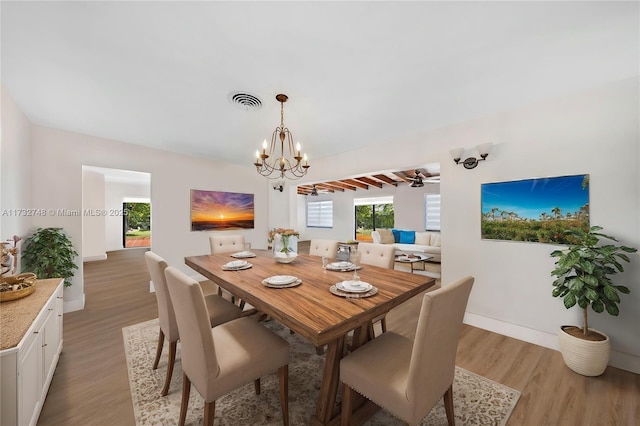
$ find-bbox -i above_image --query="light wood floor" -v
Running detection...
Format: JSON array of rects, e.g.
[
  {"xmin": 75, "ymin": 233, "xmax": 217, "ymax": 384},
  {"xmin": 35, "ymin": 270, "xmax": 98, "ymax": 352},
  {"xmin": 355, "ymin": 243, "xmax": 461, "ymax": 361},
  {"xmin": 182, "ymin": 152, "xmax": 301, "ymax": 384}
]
[{"xmin": 38, "ymin": 248, "xmax": 639, "ymax": 425}]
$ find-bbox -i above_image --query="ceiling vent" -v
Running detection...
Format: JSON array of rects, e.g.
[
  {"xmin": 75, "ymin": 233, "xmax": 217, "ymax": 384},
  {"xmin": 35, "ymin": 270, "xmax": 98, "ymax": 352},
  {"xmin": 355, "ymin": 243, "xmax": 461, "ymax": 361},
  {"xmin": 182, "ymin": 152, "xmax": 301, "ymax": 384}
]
[{"xmin": 228, "ymin": 92, "xmax": 262, "ymax": 111}]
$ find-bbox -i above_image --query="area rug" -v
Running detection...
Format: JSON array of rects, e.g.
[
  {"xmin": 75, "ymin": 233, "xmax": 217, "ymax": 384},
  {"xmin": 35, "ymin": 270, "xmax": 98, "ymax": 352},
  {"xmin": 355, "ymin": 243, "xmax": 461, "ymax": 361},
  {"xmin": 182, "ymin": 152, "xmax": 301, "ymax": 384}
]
[{"xmin": 123, "ymin": 319, "xmax": 520, "ymax": 425}]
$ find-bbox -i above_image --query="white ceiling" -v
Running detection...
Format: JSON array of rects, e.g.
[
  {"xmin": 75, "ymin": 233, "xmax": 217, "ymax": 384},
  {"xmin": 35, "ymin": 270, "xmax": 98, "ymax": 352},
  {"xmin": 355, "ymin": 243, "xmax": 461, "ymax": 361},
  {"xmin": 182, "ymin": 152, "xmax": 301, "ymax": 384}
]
[{"xmin": 2, "ymin": 1, "xmax": 638, "ymax": 168}]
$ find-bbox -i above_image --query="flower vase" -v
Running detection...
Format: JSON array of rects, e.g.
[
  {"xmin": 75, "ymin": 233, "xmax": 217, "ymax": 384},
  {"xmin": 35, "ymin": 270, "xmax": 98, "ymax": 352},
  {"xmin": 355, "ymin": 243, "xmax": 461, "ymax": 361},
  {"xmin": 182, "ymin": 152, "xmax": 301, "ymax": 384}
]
[{"xmin": 273, "ymin": 234, "xmax": 298, "ymax": 254}]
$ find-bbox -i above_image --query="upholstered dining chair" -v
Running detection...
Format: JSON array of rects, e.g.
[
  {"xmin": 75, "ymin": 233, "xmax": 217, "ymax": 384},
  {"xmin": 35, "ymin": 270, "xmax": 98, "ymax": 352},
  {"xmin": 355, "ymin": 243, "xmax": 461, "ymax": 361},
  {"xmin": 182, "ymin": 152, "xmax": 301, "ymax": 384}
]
[
  {"xmin": 309, "ymin": 239, "xmax": 340, "ymax": 258},
  {"xmin": 209, "ymin": 234, "xmax": 246, "ymax": 254},
  {"xmin": 340, "ymin": 276, "xmax": 474, "ymax": 426},
  {"xmin": 358, "ymin": 242, "xmax": 396, "ymax": 269},
  {"xmin": 357, "ymin": 242, "xmax": 397, "ymax": 333},
  {"xmin": 164, "ymin": 266, "xmax": 290, "ymax": 426},
  {"xmin": 209, "ymin": 234, "xmax": 248, "ymax": 306},
  {"xmin": 144, "ymin": 251, "xmax": 242, "ymax": 396}
]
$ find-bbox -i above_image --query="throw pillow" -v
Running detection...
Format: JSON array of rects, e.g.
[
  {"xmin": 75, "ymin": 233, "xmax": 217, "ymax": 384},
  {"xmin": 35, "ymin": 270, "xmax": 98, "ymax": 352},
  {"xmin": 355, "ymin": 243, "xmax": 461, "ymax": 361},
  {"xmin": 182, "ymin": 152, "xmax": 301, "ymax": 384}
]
[
  {"xmin": 391, "ymin": 229, "xmax": 400, "ymax": 243},
  {"xmin": 431, "ymin": 233, "xmax": 442, "ymax": 247},
  {"xmin": 398, "ymin": 230, "xmax": 415, "ymax": 244},
  {"xmin": 414, "ymin": 232, "xmax": 430, "ymax": 246},
  {"xmin": 378, "ymin": 229, "xmax": 395, "ymax": 244}
]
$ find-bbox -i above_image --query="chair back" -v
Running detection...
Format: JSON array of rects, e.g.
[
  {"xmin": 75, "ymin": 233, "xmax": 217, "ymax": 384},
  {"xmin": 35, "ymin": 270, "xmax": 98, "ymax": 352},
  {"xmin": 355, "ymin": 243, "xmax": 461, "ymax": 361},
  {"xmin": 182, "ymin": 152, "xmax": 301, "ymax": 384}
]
[
  {"xmin": 358, "ymin": 242, "xmax": 396, "ymax": 269},
  {"xmin": 309, "ymin": 239, "xmax": 340, "ymax": 258},
  {"xmin": 144, "ymin": 251, "xmax": 179, "ymax": 342},
  {"xmin": 405, "ymin": 276, "xmax": 474, "ymax": 414},
  {"xmin": 210, "ymin": 234, "xmax": 245, "ymax": 254},
  {"xmin": 164, "ymin": 266, "xmax": 220, "ymax": 394}
]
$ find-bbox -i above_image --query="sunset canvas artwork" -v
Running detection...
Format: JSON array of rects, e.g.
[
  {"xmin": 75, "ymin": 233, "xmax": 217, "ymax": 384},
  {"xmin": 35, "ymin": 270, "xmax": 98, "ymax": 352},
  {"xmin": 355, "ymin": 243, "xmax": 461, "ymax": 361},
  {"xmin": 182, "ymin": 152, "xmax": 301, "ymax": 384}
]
[{"xmin": 190, "ymin": 189, "xmax": 254, "ymax": 231}]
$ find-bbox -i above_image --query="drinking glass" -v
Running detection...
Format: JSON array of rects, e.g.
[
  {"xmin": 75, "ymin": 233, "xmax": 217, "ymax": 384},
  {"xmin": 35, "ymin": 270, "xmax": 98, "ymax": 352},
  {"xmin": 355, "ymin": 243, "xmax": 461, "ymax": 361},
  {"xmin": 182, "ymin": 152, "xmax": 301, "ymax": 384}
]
[
  {"xmin": 322, "ymin": 256, "xmax": 328, "ymax": 270},
  {"xmin": 350, "ymin": 250, "xmax": 361, "ymax": 282},
  {"xmin": 243, "ymin": 242, "xmax": 251, "ymax": 252}
]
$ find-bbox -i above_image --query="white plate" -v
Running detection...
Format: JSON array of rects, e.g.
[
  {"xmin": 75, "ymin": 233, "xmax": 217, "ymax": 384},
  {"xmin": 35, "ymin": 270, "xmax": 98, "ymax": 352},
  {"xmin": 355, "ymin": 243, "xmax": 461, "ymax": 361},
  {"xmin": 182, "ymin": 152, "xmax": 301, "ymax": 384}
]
[
  {"xmin": 330, "ymin": 261, "xmax": 353, "ymax": 268},
  {"xmin": 327, "ymin": 262, "xmax": 356, "ymax": 271},
  {"xmin": 231, "ymin": 251, "xmax": 256, "ymax": 258},
  {"xmin": 265, "ymin": 275, "xmax": 298, "ymax": 285},
  {"xmin": 222, "ymin": 263, "xmax": 252, "ymax": 271},
  {"xmin": 224, "ymin": 260, "xmax": 248, "ymax": 269},
  {"xmin": 337, "ymin": 281, "xmax": 372, "ymax": 293}
]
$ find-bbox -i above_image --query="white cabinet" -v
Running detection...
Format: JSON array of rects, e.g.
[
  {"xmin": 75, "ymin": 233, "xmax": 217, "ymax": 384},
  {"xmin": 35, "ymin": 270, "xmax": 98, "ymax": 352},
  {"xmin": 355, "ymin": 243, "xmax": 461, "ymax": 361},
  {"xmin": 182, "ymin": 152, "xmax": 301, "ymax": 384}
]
[{"xmin": 1, "ymin": 280, "xmax": 63, "ymax": 426}]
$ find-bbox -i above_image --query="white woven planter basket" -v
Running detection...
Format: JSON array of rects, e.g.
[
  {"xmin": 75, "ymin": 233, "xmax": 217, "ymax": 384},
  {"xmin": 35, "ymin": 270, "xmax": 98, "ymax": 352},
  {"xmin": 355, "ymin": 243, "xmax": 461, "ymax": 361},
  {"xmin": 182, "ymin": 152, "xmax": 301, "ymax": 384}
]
[{"xmin": 558, "ymin": 326, "xmax": 610, "ymax": 376}]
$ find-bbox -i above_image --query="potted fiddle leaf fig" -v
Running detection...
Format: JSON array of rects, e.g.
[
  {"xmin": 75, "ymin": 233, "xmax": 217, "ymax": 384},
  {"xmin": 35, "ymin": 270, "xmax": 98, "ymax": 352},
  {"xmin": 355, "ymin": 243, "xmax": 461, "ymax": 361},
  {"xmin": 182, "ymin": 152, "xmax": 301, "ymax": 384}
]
[
  {"xmin": 550, "ymin": 226, "xmax": 637, "ymax": 376},
  {"xmin": 21, "ymin": 227, "xmax": 79, "ymax": 287}
]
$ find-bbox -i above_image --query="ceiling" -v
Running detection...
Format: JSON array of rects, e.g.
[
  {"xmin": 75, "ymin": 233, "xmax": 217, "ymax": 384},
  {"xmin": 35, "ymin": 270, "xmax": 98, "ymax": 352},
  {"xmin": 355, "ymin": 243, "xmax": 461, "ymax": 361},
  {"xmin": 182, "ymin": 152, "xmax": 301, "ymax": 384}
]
[{"xmin": 2, "ymin": 2, "xmax": 638, "ymax": 177}]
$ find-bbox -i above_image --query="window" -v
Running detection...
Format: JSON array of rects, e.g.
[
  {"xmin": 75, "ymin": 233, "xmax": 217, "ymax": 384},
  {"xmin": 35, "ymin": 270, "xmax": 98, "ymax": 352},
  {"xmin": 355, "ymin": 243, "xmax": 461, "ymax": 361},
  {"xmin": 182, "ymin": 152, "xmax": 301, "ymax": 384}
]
[
  {"xmin": 307, "ymin": 200, "xmax": 333, "ymax": 228},
  {"xmin": 354, "ymin": 196, "xmax": 394, "ymax": 241},
  {"xmin": 425, "ymin": 194, "xmax": 441, "ymax": 231}
]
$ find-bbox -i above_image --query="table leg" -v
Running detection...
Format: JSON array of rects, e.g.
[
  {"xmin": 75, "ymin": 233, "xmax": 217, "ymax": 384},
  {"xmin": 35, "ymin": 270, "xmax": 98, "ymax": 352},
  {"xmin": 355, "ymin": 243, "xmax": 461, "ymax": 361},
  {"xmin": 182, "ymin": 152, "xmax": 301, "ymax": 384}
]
[{"xmin": 311, "ymin": 335, "xmax": 346, "ymax": 426}]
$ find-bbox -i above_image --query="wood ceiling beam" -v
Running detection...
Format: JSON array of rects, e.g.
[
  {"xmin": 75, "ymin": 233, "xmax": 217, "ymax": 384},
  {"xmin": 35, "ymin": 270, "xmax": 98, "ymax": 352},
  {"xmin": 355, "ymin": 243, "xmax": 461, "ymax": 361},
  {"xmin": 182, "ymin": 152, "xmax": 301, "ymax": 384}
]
[
  {"xmin": 353, "ymin": 176, "xmax": 383, "ymax": 188},
  {"xmin": 342, "ymin": 179, "xmax": 369, "ymax": 190},
  {"xmin": 325, "ymin": 181, "xmax": 357, "ymax": 191},
  {"xmin": 392, "ymin": 171, "xmax": 413, "ymax": 183},
  {"xmin": 372, "ymin": 174, "xmax": 399, "ymax": 186},
  {"xmin": 316, "ymin": 183, "xmax": 340, "ymax": 192}
]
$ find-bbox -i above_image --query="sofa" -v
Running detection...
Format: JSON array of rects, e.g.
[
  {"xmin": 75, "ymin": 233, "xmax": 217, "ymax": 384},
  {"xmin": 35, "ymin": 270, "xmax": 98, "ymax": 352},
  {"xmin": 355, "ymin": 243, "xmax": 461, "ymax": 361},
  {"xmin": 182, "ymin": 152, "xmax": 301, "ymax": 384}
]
[{"xmin": 371, "ymin": 229, "xmax": 441, "ymax": 263}]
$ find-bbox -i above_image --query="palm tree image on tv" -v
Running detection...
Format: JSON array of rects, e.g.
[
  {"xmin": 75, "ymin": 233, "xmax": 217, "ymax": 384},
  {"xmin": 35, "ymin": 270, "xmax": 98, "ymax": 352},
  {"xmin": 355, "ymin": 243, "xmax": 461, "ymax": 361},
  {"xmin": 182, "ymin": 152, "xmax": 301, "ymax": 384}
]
[{"xmin": 481, "ymin": 175, "xmax": 589, "ymax": 244}]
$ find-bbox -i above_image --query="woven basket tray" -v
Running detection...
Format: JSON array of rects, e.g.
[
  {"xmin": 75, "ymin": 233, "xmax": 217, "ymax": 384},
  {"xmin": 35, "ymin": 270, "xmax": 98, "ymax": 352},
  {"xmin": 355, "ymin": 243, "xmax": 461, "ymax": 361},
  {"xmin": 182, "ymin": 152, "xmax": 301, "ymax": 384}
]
[{"xmin": 0, "ymin": 273, "xmax": 37, "ymax": 302}]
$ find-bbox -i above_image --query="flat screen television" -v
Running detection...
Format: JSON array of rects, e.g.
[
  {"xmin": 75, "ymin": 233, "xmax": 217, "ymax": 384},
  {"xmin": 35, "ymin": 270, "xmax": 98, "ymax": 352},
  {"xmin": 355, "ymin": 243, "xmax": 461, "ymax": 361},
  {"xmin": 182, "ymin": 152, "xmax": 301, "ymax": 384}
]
[{"xmin": 481, "ymin": 174, "xmax": 589, "ymax": 244}]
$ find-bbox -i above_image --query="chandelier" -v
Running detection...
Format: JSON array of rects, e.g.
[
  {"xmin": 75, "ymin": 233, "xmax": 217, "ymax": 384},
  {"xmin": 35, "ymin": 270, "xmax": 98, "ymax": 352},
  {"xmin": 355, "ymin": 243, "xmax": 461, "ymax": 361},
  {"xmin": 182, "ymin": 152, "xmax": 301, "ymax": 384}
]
[{"xmin": 254, "ymin": 94, "xmax": 310, "ymax": 179}]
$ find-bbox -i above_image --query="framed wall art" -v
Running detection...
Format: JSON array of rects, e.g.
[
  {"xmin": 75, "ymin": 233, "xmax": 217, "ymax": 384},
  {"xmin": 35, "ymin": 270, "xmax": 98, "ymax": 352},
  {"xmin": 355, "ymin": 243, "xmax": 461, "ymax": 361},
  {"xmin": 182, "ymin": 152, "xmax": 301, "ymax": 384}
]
[
  {"xmin": 481, "ymin": 174, "xmax": 589, "ymax": 244},
  {"xmin": 190, "ymin": 189, "xmax": 254, "ymax": 231}
]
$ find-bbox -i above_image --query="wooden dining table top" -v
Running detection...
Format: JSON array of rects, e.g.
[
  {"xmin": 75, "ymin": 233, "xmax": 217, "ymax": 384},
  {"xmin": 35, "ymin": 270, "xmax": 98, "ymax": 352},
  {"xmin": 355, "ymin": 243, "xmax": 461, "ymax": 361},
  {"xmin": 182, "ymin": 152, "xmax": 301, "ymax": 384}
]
[{"xmin": 185, "ymin": 250, "xmax": 436, "ymax": 347}]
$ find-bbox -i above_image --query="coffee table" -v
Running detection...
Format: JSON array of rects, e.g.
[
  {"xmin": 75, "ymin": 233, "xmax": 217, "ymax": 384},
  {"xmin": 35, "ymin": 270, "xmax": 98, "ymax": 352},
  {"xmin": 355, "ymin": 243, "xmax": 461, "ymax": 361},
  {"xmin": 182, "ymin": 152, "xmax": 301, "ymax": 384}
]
[{"xmin": 395, "ymin": 253, "xmax": 432, "ymax": 273}]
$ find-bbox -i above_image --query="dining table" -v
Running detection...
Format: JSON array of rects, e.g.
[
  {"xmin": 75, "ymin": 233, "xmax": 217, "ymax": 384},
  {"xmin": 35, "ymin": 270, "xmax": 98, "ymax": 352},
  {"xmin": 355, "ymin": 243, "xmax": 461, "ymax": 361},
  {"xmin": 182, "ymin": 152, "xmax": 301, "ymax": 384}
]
[{"xmin": 185, "ymin": 249, "xmax": 436, "ymax": 426}]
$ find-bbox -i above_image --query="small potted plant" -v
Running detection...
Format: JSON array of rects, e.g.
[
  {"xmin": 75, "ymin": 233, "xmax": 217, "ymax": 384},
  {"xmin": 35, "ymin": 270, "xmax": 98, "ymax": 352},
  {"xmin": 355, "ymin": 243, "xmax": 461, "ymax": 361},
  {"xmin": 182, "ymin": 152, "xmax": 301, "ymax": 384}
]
[
  {"xmin": 550, "ymin": 226, "xmax": 636, "ymax": 376},
  {"xmin": 21, "ymin": 227, "xmax": 79, "ymax": 287}
]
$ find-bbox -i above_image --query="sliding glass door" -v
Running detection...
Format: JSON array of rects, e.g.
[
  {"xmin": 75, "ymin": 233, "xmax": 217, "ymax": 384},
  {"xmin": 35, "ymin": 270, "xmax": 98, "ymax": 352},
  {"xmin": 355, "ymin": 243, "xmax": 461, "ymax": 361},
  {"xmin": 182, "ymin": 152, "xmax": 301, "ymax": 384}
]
[
  {"xmin": 354, "ymin": 197, "xmax": 394, "ymax": 241},
  {"xmin": 123, "ymin": 202, "xmax": 151, "ymax": 248}
]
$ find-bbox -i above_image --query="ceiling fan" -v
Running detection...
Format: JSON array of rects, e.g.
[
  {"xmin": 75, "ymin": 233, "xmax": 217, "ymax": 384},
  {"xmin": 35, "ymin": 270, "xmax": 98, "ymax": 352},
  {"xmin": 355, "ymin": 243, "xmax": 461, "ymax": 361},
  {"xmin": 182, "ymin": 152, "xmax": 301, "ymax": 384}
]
[{"xmin": 409, "ymin": 169, "xmax": 425, "ymax": 188}]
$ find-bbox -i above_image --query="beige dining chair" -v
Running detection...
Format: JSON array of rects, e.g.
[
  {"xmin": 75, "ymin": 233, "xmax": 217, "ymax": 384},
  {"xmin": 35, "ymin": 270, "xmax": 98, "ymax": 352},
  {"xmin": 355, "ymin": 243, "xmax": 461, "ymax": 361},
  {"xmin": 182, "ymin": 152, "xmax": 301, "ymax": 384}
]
[
  {"xmin": 340, "ymin": 276, "xmax": 474, "ymax": 426},
  {"xmin": 144, "ymin": 251, "xmax": 242, "ymax": 396},
  {"xmin": 357, "ymin": 242, "xmax": 397, "ymax": 333},
  {"xmin": 164, "ymin": 266, "xmax": 290, "ymax": 426},
  {"xmin": 381, "ymin": 283, "xmax": 442, "ymax": 339},
  {"xmin": 309, "ymin": 239, "xmax": 340, "ymax": 258},
  {"xmin": 358, "ymin": 242, "xmax": 396, "ymax": 269},
  {"xmin": 209, "ymin": 234, "xmax": 249, "ymax": 307},
  {"xmin": 209, "ymin": 234, "xmax": 246, "ymax": 254}
]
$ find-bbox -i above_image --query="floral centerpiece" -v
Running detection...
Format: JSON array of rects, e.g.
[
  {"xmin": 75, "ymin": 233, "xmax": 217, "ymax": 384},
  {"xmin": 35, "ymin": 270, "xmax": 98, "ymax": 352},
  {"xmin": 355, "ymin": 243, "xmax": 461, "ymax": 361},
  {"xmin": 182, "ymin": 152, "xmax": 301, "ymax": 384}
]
[{"xmin": 268, "ymin": 228, "xmax": 299, "ymax": 253}]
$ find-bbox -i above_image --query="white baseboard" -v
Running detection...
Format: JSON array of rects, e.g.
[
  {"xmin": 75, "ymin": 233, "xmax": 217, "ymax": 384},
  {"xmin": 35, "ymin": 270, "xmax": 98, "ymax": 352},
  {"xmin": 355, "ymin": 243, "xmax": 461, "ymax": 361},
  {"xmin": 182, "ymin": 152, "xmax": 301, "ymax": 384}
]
[
  {"xmin": 63, "ymin": 294, "xmax": 85, "ymax": 313},
  {"xmin": 463, "ymin": 312, "xmax": 640, "ymax": 374}
]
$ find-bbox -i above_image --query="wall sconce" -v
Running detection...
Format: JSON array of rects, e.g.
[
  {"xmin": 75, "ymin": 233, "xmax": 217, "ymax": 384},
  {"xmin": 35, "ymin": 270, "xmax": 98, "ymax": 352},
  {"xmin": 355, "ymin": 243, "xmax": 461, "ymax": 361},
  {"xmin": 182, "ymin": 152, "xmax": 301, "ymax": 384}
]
[
  {"xmin": 450, "ymin": 143, "xmax": 492, "ymax": 169},
  {"xmin": 273, "ymin": 180, "xmax": 284, "ymax": 192}
]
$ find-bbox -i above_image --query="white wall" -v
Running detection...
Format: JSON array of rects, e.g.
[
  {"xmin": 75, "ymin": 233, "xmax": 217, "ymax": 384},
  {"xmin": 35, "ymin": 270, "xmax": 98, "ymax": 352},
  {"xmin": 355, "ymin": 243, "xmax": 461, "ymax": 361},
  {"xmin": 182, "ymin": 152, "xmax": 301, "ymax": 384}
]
[
  {"xmin": 29, "ymin": 126, "xmax": 269, "ymax": 312},
  {"xmin": 81, "ymin": 169, "xmax": 106, "ymax": 261},
  {"xmin": 105, "ymin": 180, "xmax": 150, "ymax": 251},
  {"xmin": 1, "ymin": 85, "xmax": 33, "ymax": 242},
  {"xmin": 292, "ymin": 78, "xmax": 640, "ymax": 373}
]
